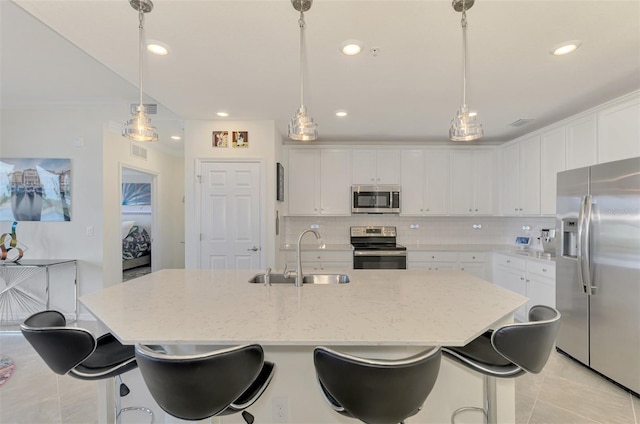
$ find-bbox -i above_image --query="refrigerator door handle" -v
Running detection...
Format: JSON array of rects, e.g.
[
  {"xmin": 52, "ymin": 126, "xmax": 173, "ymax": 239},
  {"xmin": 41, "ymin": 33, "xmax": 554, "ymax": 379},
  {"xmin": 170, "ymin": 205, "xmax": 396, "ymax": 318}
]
[
  {"xmin": 577, "ymin": 196, "xmax": 588, "ymax": 293},
  {"xmin": 583, "ymin": 195, "xmax": 595, "ymax": 295}
]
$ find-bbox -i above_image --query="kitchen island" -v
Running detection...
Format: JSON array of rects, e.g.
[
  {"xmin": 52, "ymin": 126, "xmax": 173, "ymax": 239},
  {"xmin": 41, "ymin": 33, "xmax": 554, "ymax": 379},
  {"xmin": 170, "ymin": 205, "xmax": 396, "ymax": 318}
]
[{"xmin": 80, "ymin": 269, "xmax": 527, "ymax": 423}]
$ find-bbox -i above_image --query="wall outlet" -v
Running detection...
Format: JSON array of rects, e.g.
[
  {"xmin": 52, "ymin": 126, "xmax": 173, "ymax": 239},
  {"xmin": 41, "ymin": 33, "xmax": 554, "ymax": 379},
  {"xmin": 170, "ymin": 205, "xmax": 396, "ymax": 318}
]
[
  {"xmin": 272, "ymin": 396, "xmax": 288, "ymax": 423},
  {"xmin": 85, "ymin": 226, "xmax": 94, "ymax": 237}
]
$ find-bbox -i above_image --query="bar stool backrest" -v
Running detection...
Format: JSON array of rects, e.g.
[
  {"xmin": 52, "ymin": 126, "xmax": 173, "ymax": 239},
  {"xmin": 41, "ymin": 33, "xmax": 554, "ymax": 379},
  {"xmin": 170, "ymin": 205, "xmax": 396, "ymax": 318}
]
[
  {"xmin": 135, "ymin": 344, "xmax": 264, "ymax": 421},
  {"xmin": 491, "ymin": 305, "xmax": 561, "ymax": 374},
  {"xmin": 21, "ymin": 310, "xmax": 96, "ymax": 375},
  {"xmin": 314, "ymin": 346, "xmax": 442, "ymax": 424}
]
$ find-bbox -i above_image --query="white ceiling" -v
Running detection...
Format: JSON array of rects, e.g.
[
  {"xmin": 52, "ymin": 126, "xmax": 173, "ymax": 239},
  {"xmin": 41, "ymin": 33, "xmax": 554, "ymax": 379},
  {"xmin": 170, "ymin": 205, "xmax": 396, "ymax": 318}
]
[{"xmin": 2, "ymin": 0, "xmax": 640, "ymax": 152}]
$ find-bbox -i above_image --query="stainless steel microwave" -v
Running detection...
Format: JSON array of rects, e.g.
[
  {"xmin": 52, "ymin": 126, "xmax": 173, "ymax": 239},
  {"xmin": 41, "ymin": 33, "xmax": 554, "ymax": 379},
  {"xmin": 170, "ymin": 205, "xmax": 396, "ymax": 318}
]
[{"xmin": 352, "ymin": 185, "xmax": 401, "ymax": 214}]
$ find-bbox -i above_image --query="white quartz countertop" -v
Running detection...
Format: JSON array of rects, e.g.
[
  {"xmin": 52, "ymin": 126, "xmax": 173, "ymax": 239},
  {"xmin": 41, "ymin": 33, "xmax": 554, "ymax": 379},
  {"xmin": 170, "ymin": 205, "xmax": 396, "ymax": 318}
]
[{"xmin": 80, "ymin": 269, "xmax": 527, "ymax": 347}]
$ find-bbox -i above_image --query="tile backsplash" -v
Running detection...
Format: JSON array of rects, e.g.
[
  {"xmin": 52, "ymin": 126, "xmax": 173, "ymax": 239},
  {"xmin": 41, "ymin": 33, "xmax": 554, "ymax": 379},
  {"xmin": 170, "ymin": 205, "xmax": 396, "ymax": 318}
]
[{"xmin": 284, "ymin": 216, "xmax": 556, "ymax": 250}]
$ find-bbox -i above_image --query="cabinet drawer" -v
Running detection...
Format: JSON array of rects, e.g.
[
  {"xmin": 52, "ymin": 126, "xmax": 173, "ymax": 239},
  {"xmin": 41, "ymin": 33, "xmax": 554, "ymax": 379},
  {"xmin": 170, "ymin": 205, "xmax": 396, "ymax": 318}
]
[
  {"xmin": 494, "ymin": 254, "xmax": 526, "ymax": 270},
  {"xmin": 458, "ymin": 252, "xmax": 486, "ymax": 263},
  {"xmin": 527, "ymin": 261, "xmax": 555, "ymax": 279},
  {"xmin": 408, "ymin": 251, "xmax": 458, "ymax": 262},
  {"xmin": 300, "ymin": 250, "xmax": 352, "ymax": 262}
]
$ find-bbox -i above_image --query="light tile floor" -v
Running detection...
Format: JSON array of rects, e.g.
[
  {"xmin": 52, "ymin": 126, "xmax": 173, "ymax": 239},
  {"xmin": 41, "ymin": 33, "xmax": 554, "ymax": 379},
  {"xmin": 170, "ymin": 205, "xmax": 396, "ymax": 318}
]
[{"xmin": 1, "ymin": 326, "xmax": 638, "ymax": 423}]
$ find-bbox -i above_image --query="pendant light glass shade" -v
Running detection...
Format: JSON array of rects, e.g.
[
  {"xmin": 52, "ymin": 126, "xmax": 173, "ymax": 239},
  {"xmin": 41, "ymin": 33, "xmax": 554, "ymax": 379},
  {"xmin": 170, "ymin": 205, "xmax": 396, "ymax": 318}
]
[
  {"xmin": 123, "ymin": 0, "xmax": 158, "ymax": 142},
  {"xmin": 449, "ymin": 0, "xmax": 483, "ymax": 142},
  {"xmin": 288, "ymin": 0, "xmax": 318, "ymax": 141}
]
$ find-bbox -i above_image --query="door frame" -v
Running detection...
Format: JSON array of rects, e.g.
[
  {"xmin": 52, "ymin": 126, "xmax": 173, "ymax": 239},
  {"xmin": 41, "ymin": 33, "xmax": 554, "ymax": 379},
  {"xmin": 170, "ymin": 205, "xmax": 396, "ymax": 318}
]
[
  {"xmin": 195, "ymin": 158, "xmax": 266, "ymax": 269},
  {"xmin": 119, "ymin": 164, "xmax": 159, "ymax": 272}
]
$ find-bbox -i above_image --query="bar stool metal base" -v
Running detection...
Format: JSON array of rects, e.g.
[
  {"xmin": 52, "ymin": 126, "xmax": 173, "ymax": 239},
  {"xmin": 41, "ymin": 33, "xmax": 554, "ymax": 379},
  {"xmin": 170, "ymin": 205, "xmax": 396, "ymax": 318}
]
[{"xmin": 451, "ymin": 374, "xmax": 496, "ymax": 424}]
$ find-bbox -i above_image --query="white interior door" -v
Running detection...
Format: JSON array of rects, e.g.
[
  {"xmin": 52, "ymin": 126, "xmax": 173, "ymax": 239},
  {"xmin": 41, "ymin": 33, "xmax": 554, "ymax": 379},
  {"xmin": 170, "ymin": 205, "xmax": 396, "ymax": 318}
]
[{"xmin": 200, "ymin": 161, "xmax": 262, "ymax": 269}]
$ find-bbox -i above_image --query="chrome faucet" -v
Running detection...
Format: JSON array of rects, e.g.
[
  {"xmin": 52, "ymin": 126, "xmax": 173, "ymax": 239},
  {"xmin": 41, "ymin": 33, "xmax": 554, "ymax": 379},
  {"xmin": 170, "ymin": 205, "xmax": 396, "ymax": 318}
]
[
  {"xmin": 264, "ymin": 267, "xmax": 271, "ymax": 286},
  {"xmin": 286, "ymin": 228, "xmax": 321, "ymax": 287}
]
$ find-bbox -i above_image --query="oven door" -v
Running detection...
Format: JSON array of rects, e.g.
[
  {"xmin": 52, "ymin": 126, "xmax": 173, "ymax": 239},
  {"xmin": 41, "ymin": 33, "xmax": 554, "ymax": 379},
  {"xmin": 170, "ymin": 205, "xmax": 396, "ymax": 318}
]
[{"xmin": 353, "ymin": 250, "xmax": 407, "ymax": 269}]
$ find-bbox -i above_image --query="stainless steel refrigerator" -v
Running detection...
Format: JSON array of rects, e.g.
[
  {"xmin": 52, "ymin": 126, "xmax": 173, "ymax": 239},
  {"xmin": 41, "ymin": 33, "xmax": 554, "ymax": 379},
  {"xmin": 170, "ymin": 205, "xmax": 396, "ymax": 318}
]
[{"xmin": 556, "ymin": 156, "xmax": 640, "ymax": 395}]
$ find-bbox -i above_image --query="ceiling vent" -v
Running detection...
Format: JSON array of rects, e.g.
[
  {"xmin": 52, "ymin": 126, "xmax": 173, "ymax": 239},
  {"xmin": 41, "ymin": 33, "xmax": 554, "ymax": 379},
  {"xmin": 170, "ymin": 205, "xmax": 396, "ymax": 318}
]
[
  {"xmin": 130, "ymin": 103, "xmax": 157, "ymax": 114},
  {"xmin": 509, "ymin": 118, "xmax": 535, "ymax": 127},
  {"xmin": 130, "ymin": 143, "xmax": 148, "ymax": 160}
]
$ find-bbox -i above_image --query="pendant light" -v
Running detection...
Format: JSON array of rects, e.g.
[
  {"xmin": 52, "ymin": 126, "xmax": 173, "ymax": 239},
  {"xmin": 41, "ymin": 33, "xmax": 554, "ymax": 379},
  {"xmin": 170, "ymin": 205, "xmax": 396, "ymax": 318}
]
[
  {"xmin": 288, "ymin": 0, "xmax": 318, "ymax": 141},
  {"xmin": 122, "ymin": 0, "xmax": 158, "ymax": 142},
  {"xmin": 449, "ymin": 0, "xmax": 483, "ymax": 142}
]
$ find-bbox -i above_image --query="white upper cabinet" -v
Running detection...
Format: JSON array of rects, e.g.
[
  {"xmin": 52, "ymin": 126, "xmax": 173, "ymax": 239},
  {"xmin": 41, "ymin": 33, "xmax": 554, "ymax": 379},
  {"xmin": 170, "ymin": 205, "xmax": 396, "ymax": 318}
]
[
  {"xmin": 501, "ymin": 136, "xmax": 541, "ymax": 215},
  {"xmin": 540, "ymin": 127, "xmax": 566, "ymax": 215},
  {"xmin": 320, "ymin": 149, "xmax": 352, "ymax": 215},
  {"xmin": 597, "ymin": 94, "xmax": 640, "ymax": 164},
  {"xmin": 565, "ymin": 113, "xmax": 597, "ymax": 170},
  {"xmin": 400, "ymin": 150, "xmax": 449, "ymax": 216},
  {"xmin": 287, "ymin": 149, "xmax": 351, "ymax": 216},
  {"xmin": 352, "ymin": 149, "xmax": 400, "ymax": 185},
  {"xmin": 450, "ymin": 150, "xmax": 495, "ymax": 215}
]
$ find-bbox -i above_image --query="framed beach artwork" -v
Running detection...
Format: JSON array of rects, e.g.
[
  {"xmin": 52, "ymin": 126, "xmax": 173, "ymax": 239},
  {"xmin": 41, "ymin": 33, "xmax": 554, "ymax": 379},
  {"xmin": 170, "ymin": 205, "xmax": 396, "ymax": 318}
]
[
  {"xmin": 0, "ymin": 158, "xmax": 71, "ymax": 222},
  {"xmin": 122, "ymin": 183, "xmax": 151, "ymax": 214},
  {"xmin": 232, "ymin": 131, "xmax": 249, "ymax": 148}
]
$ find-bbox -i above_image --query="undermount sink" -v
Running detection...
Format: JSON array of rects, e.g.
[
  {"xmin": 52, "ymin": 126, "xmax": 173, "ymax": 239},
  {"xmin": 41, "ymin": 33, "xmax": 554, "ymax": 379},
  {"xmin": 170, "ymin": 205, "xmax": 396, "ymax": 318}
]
[{"xmin": 248, "ymin": 273, "xmax": 350, "ymax": 285}]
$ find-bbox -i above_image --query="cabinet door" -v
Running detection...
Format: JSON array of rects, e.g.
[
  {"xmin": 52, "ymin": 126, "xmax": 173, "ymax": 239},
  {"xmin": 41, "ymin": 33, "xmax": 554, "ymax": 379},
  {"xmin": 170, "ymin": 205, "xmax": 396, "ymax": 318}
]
[
  {"xmin": 400, "ymin": 150, "xmax": 426, "ymax": 215},
  {"xmin": 502, "ymin": 143, "xmax": 520, "ymax": 215},
  {"xmin": 288, "ymin": 149, "xmax": 319, "ymax": 215},
  {"xmin": 473, "ymin": 150, "xmax": 495, "ymax": 215},
  {"xmin": 494, "ymin": 265, "xmax": 527, "ymax": 321},
  {"xmin": 527, "ymin": 275, "xmax": 556, "ymax": 310},
  {"xmin": 519, "ymin": 135, "xmax": 541, "ymax": 215},
  {"xmin": 459, "ymin": 263, "xmax": 485, "ymax": 279},
  {"xmin": 352, "ymin": 150, "xmax": 378, "ymax": 184},
  {"xmin": 320, "ymin": 149, "xmax": 351, "ymax": 215},
  {"xmin": 449, "ymin": 150, "xmax": 474, "ymax": 214},
  {"xmin": 424, "ymin": 150, "xmax": 450, "ymax": 215},
  {"xmin": 598, "ymin": 95, "xmax": 640, "ymax": 163},
  {"xmin": 566, "ymin": 113, "xmax": 597, "ymax": 170},
  {"xmin": 375, "ymin": 150, "xmax": 400, "ymax": 184},
  {"xmin": 540, "ymin": 127, "xmax": 566, "ymax": 215}
]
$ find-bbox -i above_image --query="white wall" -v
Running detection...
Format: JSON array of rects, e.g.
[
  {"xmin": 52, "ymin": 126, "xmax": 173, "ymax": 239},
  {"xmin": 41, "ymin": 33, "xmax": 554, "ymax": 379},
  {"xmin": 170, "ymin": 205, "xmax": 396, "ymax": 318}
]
[
  {"xmin": 184, "ymin": 120, "xmax": 280, "ymax": 269},
  {"xmin": 103, "ymin": 124, "xmax": 185, "ymax": 287},
  {"xmin": 1, "ymin": 106, "xmax": 185, "ymax": 319}
]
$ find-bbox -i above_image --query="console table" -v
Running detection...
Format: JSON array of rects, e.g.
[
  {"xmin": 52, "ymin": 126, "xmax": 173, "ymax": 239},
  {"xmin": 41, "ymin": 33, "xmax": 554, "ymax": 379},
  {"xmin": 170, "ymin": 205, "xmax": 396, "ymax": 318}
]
[{"xmin": 0, "ymin": 259, "xmax": 77, "ymax": 326}]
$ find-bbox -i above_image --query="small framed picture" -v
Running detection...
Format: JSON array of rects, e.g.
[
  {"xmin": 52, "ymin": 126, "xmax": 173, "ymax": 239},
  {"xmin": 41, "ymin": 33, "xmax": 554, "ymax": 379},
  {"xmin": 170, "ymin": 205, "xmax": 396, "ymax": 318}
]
[
  {"xmin": 276, "ymin": 162, "xmax": 284, "ymax": 202},
  {"xmin": 212, "ymin": 131, "xmax": 228, "ymax": 147},
  {"xmin": 232, "ymin": 131, "xmax": 249, "ymax": 148}
]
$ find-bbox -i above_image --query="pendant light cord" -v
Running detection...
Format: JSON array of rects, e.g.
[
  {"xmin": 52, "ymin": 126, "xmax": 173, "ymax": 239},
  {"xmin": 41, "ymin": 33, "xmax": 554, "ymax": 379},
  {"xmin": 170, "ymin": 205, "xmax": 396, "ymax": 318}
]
[
  {"xmin": 138, "ymin": 5, "xmax": 145, "ymax": 109},
  {"xmin": 461, "ymin": 0, "xmax": 468, "ymax": 108},
  {"xmin": 298, "ymin": 10, "xmax": 305, "ymax": 108}
]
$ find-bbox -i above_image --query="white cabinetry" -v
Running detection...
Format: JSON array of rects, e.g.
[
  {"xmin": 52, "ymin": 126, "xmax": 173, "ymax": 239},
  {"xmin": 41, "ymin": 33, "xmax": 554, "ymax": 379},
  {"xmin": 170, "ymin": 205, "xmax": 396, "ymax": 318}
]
[
  {"xmin": 493, "ymin": 253, "xmax": 556, "ymax": 322},
  {"xmin": 450, "ymin": 150, "xmax": 495, "ymax": 215},
  {"xmin": 283, "ymin": 250, "xmax": 352, "ymax": 271},
  {"xmin": 401, "ymin": 150, "xmax": 449, "ymax": 215},
  {"xmin": 408, "ymin": 251, "xmax": 486, "ymax": 279},
  {"xmin": 540, "ymin": 127, "xmax": 566, "ymax": 215},
  {"xmin": 287, "ymin": 149, "xmax": 351, "ymax": 216},
  {"xmin": 597, "ymin": 94, "xmax": 640, "ymax": 164},
  {"xmin": 565, "ymin": 113, "xmax": 597, "ymax": 170},
  {"xmin": 352, "ymin": 149, "xmax": 400, "ymax": 185},
  {"xmin": 501, "ymin": 136, "xmax": 541, "ymax": 215}
]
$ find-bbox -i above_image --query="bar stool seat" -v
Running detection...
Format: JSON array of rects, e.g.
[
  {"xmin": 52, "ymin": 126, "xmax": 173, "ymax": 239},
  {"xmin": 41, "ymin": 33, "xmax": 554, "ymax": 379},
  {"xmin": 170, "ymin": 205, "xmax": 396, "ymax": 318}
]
[
  {"xmin": 313, "ymin": 346, "xmax": 442, "ymax": 424},
  {"xmin": 135, "ymin": 343, "xmax": 275, "ymax": 423},
  {"xmin": 20, "ymin": 310, "xmax": 154, "ymax": 424},
  {"xmin": 443, "ymin": 305, "xmax": 561, "ymax": 424}
]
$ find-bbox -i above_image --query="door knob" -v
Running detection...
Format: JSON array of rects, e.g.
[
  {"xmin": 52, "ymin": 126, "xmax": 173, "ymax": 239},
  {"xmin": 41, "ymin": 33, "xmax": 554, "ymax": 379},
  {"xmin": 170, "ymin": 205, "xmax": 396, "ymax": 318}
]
[{"xmin": 248, "ymin": 246, "xmax": 259, "ymax": 251}]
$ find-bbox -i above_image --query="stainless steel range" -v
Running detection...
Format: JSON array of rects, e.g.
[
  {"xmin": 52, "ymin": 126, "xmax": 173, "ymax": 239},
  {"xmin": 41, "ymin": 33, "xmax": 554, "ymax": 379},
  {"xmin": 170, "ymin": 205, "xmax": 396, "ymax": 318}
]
[{"xmin": 350, "ymin": 226, "xmax": 407, "ymax": 269}]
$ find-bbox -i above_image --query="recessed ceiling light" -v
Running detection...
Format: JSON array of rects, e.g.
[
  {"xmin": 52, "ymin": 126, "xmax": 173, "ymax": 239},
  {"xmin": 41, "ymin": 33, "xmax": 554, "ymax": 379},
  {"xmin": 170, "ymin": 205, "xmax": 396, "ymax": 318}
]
[
  {"xmin": 550, "ymin": 40, "xmax": 582, "ymax": 56},
  {"xmin": 170, "ymin": 135, "xmax": 182, "ymax": 141},
  {"xmin": 217, "ymin": 112, "xmax": 229, "ymax": 117},
  {"xmin": 146, "ymin": 41, "xmax": 169, "ymax": 56},
  {"xmin": 336, "ymin": 111, "xmax": 348, "ymax": 117},
  {"xmin": 340, "ymin": 40, "xmax": 362, "ymax": 56}
]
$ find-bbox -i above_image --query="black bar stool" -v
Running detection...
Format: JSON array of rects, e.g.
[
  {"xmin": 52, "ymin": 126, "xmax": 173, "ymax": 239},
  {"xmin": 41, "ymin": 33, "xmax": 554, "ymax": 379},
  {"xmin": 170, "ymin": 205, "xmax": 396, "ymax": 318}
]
[
  {"xmin": 135, "ymin": 343, "xmax": 275, "ymax": 423},
  {"xmin": 313, "ymin": 346, "xmax": 442, "ymax": 424},
  {"xmin": 20, "ymin": 310, "xmax": 154, "ymax": 424},
  {"xmin": 442, "ymin": 305, "xmax": 561, "ymax": 424}
]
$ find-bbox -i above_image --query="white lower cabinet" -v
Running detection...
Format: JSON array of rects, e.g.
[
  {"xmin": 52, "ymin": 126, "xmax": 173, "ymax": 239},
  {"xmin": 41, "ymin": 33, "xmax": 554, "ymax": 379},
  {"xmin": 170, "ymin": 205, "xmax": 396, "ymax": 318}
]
[
  {"xmin": 493, "ymin": 253, "xmax": 556, "ymax": 322},
  {"xmin": 283, "ymin": 250, "xmax": 352, "ymax": 272},
  {"xmin": 408, "ymin": 251, "xmax": 486, "ymax": 278}
]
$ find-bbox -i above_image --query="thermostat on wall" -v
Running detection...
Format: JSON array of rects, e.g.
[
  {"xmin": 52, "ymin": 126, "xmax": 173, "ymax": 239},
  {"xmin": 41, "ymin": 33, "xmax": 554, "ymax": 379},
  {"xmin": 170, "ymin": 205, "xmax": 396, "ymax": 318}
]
[{"xmin": 515, "ymin": 236, "xmax": 531, "ymax": 246}]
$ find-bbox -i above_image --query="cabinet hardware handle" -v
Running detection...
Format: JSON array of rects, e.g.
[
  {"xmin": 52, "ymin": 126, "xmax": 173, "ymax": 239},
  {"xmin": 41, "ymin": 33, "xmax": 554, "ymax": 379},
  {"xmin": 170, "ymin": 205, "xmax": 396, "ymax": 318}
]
[
  {"xmin": 520, "ymin": 277, "xmax": 525, "ymax": 280},
  {"xmin": 542, "ymin": 268, "xmax": 547, "ymax": 272},
  {"xmin": 507, "ymin": 260, "xmax": 511, "ymax": 263}
]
